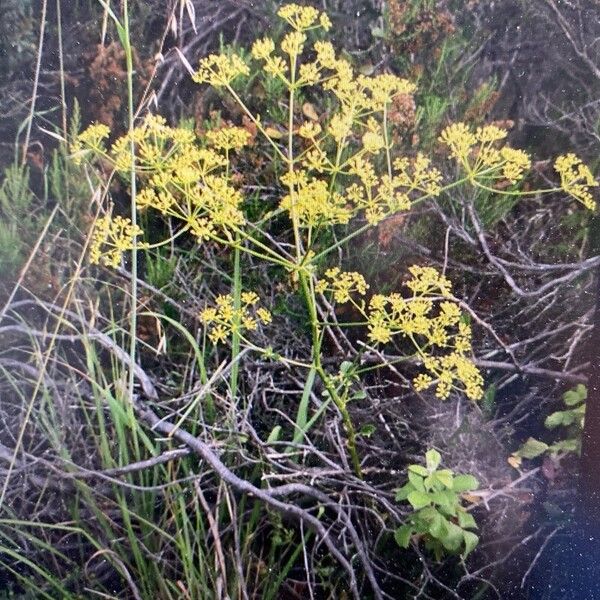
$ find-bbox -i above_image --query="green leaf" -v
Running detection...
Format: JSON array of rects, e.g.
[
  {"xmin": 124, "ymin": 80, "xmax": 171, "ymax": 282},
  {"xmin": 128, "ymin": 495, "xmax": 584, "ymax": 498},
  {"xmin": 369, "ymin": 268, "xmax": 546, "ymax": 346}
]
[
  {"xmin": 452, "ymin": 474, "xmax": 479, "ymax": 492},
  {"xmin": 394, "ymin": 525, "xmax": 413, "ymax": 548},
  {"xmin": 463, "ymin": 531, "xmax": 479, "ymax": 557},
  {"xmin": 516, "ymin": 438, "xmax": 549, "ymax": 459},
  {"xmin": 408, "ymin": 464, "xmax": 429, "ymax": 477},
  {"xmin": 407, "ymin": 490, "xmax": 432, "ymax": 510},
  {"xmin": 457, "ymin": 510, "xmax": 477, "ymax": 530},
  {"xmin": 431, "ymin": 490, "xmax": 458, "ymax": 511},
  {"xmin": 544, "ymin": 411, "xmax": 566, "ymax": 430},
  {"xmin": 440, "ymin": 521, "xmax": 463, "ymax": 551},
  {"xmin": 423, "ymin": 475, "xmax": 436, "ymax": 491},
  {"xmin": 428, "ymin": 513, "xmax": 448, "ymax": 539},
  {"xmin": 408, "ymin": 470, "xmax": 425, "ymax": 492},
  {"xmin": 426, "ymin": 449, "xmax": 442, "ymax": 471},
  {"xmin": 550, "ymin": 438, "xmax": 580, "ymax": 454},
  {"xmin": 395, "ymin": 483, "xmax": 414, "ymax": 501},
  {"xmin": 563, "ymin": 384, "xmax": 587, "ymax": 406},
  {"xmin": 359, "ymin": 423, "xmax": 376, "ymax": 437},
  {"xmin": 434, "ymin": 469, "xmax": 454, "ymax": 488}
]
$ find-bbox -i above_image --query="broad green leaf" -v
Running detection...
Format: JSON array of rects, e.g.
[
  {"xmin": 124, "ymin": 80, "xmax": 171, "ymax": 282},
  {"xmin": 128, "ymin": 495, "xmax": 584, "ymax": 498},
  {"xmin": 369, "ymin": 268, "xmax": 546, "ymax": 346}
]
[
  {"xmin": 428, "ymin": 513, "xmax": 448, "ymax": 539},
  {"xmin": 452, "ymin": 474, "xmax": 479, "ymax": 492},
  {"xmin": 431, "ymin": 490, "xmax": 458, "ymax": 511},
  {"xmin": 394, "ymin": 525, "xmax": 413, "ymax": 548},
  {"xmin": 563, "ymin": 384, "xmax": 586, "ymax": 406},
  {"xmin": 407, "ymin": 490, "xmax": 431, "ymax": 510},
  {"xmin": 440, "ymin": 521, "xmax": 463, "ymax": 551},
  {"xmin": 395, "ymin": 483, "xmax": 413, "ymax": 501},
  {"xmin": 463, "ymin": 530, "xmax": 479, "ymax": 557},
  {"xmin": 423, "ymin": 475, "xmax": 436, "ymax": 491},
  {"xmin": 544, "ymin": 411, "xmax": 566, "ymax": 429},
  {"xmin": 457, "ymin": 510, "xmax": 477, "ymax": 530},
  {"xmin": 550, "ymin": 438, "xmax": 580, "ymax": 454},
  {"xmin": 339, "ymin": 361, "xmax": 353, "ymax": 375},
  {"xmin": 408, "ymin": 470, "xmax": 425, "ymax": 492},
  {"xmin": 416, "ymin": 506, "xmax": 438, "ymax": 522},
  {"xmin": 516, "ymin": 438, "xmax": 549, "ymax": 459},
  {"xmin": 408, "ymin": 464, "xmax": 429, "ymax": 477},
  {"xmin": 435, "ymin": 469, "xmax": 454, "ymax": 488},
  {"xmin": 426, "ymin": 449, "xmax": 442, "ymax": 471}
]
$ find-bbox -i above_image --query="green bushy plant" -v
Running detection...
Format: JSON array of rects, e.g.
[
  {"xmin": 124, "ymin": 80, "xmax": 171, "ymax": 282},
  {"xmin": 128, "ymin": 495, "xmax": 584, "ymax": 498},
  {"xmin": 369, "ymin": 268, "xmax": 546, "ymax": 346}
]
[{"xmin": 395, "ymin": 449, "xmax": 479, "ymax": 559}]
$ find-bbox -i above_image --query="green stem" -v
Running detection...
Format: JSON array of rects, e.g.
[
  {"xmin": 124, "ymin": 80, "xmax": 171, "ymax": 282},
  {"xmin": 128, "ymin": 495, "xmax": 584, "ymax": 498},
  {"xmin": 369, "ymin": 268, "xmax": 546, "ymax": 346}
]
[
  {"xmin": 121, "ymin": 1, "xmax": 141, "ymax": 463},
  {"xmin": 298, "ymin": 271, "xmax": 362, "ymax": 477},
  {"xmin": 231, "ymin": 233, "xmax": 242, "ymax": 402}
]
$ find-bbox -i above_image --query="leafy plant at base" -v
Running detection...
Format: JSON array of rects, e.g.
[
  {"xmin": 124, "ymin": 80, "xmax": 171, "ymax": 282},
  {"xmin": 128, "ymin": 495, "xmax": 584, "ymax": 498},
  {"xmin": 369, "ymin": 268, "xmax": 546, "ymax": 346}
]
[
  {"xmin": 395, "ymin": 449, "xmax": 479, "ymax": 560},
  {"xmin": 512, "ymin": 384, "xmax": 587, "ymax": 465}
]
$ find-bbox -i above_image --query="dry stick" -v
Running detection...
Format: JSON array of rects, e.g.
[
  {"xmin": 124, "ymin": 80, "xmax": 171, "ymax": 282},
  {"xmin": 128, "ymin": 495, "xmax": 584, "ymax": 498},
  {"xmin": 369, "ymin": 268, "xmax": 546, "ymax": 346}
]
[
  {"xmin": 22, "ymin": 0, "xmax": 48, "ymax": 166},
  {"xmin": 134, "ymin": 398, "xmax": 382, "ymax": 600}
]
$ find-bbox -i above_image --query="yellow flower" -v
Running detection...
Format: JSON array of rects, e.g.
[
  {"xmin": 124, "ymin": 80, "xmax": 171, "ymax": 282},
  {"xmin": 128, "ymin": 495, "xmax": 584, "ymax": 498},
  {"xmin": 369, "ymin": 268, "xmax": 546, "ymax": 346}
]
[
  {"xmin": 89, "ymin": 215, "xmax": 143, "ymax": 269},
  {"xmin": 281, "ymin": 31, "xmax": 307, "ymax": 57},
  {"xmin": 439, "ymin": 123, "xmax": 477, "ymax": 161},
  {"xmin": 316, "ymin": 268, "xmax": 369, "ymax": 303},
  {"xmin": 241, "ymin": 291, "xmax": 259, "ymax": 305},
  {"xmin": 193, "ymin": 53, "xmax": 249, "ymax": 87},
  {"xmin": 500, "ymin": 147, "xmax": 531, "ymax": 183},
  {"xmin": 71, "ymin": 122, "xmax": 111, "ymax": 162},
  {"xmin": 277, "ymin": 4, "xmax": 330, "ymax": 31},
  {"xmin": 298, "ymin": 62, "xmax": 320, "ymax": 85},
  {"xmin": 280, "ymin": 171, "xmax": 352, "ymax": 226},
  {"xmin": 362, "ymin": 131, "xmax": 385, "ymax": 154},
  {"xmin": 319, "ymin": 12, "xmax": 332, "ymax": 31},
  {"xmin": 362, "ymin": 265, "xmax": 482, "ymax": 400},
  {"xmin": 368, "ymin": 322, "xmax": 393, "ymax": 344},
  {"xmin": 476, "ymin": 125, "xmax": 508, "ymax": 143},
  {"xmin": 555, "ymin": 153, "xmax": 598, "ymax": 211},
  {"xmin": 206, "ymin": 126, "xmax": 251, "ymax": 151},
  {"xmin": 263, "ymin": 56, "xmax": 288, "ymax": 79},
  {"xmin": 314, "ymin": 41, "xmax": 336, "ymax": 69},
  {"xmin": 406, "ymin": 265, "xmax": 452, "ymax": 296},
  {"xmin": 200, "ymin": 307, "xmax": 217, "ymax": 323},
  {"xmin": 414, "ymin": 373, "xmax": 433, "ymax": 392},
  {"xmin": 298, "ymin": 121, "xmax": 322, "ymax": 139},
  {"xmin": 251, "ymin": 37, "xmax": 275, "ymax": 60},
  {"xmin": 257, "ymin": 307, "xmax": 272, "ymax": 324},
  {"xmin": 200, "ymin": 291, "xmax": 271, "ymax": 344},
  {"xmin": 358, "ymin": 74, "xmax": 416, "ymax": 111}
]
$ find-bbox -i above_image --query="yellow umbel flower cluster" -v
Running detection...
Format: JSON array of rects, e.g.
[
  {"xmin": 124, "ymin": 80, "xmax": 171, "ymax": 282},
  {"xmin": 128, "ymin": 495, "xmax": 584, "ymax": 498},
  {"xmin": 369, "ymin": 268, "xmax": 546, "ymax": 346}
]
[
  {"xmin": 199, "ymin": 292, "xmax": 272, "ymax": 344},
  {"xmin": 206, "ymin": 126, "xmax": 252, "ymax": 152},
  {"xmin": 188, "ymin": 3, "xmax": 421, "ymax": 232},
  {"xmin": 280, "ymin": 170, "xmax": 351, "ymax": 226},
  {"xmin": 89, "ymin": 215, "xmax": 143, "ymax": 268},
  {"xmin": 439, "ymin": 122, "xmax": 531, "ymax": 184},
  {"xmin": 192, "ymin": 53, "xmax": 249, "ymax": 87},
  {"xmin": 555, "ymin": 153, "xmax": 598, "ymax": 211},
  {"xmin": 315, "ymin": 268, "xmax": 369, "ymax": 303},
  {"xmin": 364, "ymin": 266, "xmax": 483, "ymax": 400},
  {"xmin": 76, "ymin": 114, "xmax": 250, "ymax": 250},
  {"xmin": 71, "ymin": 122, "xmax": 111, "ymax": 163},
  {"xmin": 277, "ymin": 4, "xmax": 331, "ymax": 31}
]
